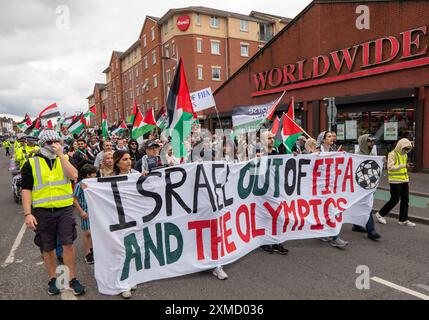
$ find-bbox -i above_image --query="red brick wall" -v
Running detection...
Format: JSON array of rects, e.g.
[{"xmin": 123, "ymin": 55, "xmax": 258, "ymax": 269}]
[
  {"xmin": 228, "ymin": 38, "xmax": 259, "ymax": 76},
  {"xmin": 215, "ymin": 1, "xmax": 429, "ymax": 112},
  {"xmin": 423, "ymin": 86, "xmax": 429, "ymax": 169}
]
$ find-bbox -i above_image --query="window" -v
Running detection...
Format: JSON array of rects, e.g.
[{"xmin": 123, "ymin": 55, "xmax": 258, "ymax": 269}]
[
  {"xmin": 151, "ymin": 27, "xmax": 155, "ymax": 41},
  {"xmin": 166, "ymin": 70, "xmax": 171, "ymax": 84},
  {"xmin": 172, "ymin": 41, "xmax": 176, "ymax": 56},
  {"xmin": 211, "ymin": 41, "xmax": 220, "ymax": 55},
  {"xmin": 129, "ymin": 71, "xmax": 132, "ymax": 81},
  {"xmin": 144, "ymin": 56, "xmax": 148, "ymax": 69},
  {"xmin": 197, "ymin": 65, "xmax": 203, "ymax": 80},
  {"xmin": 196, "ymin": 13, "xmax": 201, "ymax": 25},
  {"xmin": 143, "ymin": 34, "xmax": 147, "ymax": 47},
  {"xmin": 210, "ymin": 16, "xmax": 219, "ymax": 28},
  {"xmin": 196, "ymin": 38, "xmax": 202, "ymax": 53},
  {"xmin": 152, "ymin": 51, "xmax": 156, "ymax": 65},
  {"xmin": 124, "ymin": 74, "xmax": 127, "ymax": 84},
  {"xmin": 154, "ymin": 98, "xmax": 159, "ymax": 111},
  {"xmin": 153, "ymin": 75, "xmax": 158, "ymax": 88},
  {"xmin": 135, "ymin": 66, "xmax": 138, "ymax": 78},
  {"xmin": 145, "ymin": 79, "xmax": 149, "ymax": 91},
  {"xmin": 212, "ymin": 67, "xmax": 221, "ymax": 81},
  {"xmin": 240, "ymin": 20, "xmax": 249, "ymax": 32},
  {"xmin": 240, "ymin": 43, "xmax": 249, "ymax": 57},
  {"xmin": 147, "ymin": 101, "xmax": 151, "ymax": 108},
  {"xmin": 164, "ymin": 20, "xmax": 168, "ymax": 34},
  {"xmin": 165, "ymin": 45, "xmax": 170, "ymax": 58},
  {"xmin": 136, "ymin": 86, "xmax": 139, "ymax": 97}
]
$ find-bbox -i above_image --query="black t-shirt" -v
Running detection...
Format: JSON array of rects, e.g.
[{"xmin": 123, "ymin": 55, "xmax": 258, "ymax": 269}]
[
  {"xmin": 21, "ymin": 155, "xmax": 76, "ymax": 191},
  {"xmin": 268, "ymin": 149, "xmax": 279, "ymax": 156}
]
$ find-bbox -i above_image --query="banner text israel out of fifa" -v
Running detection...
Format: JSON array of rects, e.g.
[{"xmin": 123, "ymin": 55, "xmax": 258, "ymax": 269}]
[{"xmin": 83, "ymin": 153, "xmax": 383, "ymax": 295}]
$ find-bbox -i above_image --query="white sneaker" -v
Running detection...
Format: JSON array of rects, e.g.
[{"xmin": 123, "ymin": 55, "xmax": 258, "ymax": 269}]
[
  {"xmin": 131, "ymin": 285, "xmax": 137, "ymax": 291},
  {"xmin": 121, "ymin": 290, "xmax": 132, "ymax": 299},
  {"xmin": 330, "ymin": 237, "xmax": 349, "ymax": 248},
  {"xmin": 375, "ymin": 212, "xmax": 387, "ymax": 225},
  {"xmin": 398, "ymin": 220, "xmax": 416, "ymax": 227},
  {"xmin": 213, "ymin": 267, "xmax": 228, "ymax": 280}
]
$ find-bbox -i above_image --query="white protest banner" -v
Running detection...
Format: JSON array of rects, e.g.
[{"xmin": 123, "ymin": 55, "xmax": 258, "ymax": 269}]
[
  {"xmin": 190, "ymin": 87, "xmax": 216, "ymax": 112},
  {"xmin": 84, "ymin": 153, "xmax": 383, "ymax": 295}
]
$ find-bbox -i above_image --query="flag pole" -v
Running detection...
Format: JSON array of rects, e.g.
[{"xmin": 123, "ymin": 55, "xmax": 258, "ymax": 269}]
[
  {"xmin": 283, "ymin": 112, "xmax": 313, "ymax": 140},
  {"xmin": 214, "ymin": 105, "xmax": 223, "ymax": 131}
]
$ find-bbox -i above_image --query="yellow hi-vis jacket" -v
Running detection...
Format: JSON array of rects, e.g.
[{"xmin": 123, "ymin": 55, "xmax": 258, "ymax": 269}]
[
  {"xmin": 28, "ymin": 156, "xmax": 73, "ymax": 208},
  {"xmin": 15, "ymin": 145, "xmax": 39, "ymax": 169},
  {"xmin": 387, "ymin": 150, "xmax": 409, "ymax": 182}
]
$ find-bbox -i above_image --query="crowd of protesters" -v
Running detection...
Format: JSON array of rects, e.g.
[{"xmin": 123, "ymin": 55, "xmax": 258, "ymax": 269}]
[{"xmin": 1, "ymin": 123, "xmax": 416, "ymax": 299}]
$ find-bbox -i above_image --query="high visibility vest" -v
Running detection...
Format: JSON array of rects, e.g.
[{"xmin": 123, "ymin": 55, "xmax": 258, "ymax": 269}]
[
  {"xmin": 29, "ymin": 156, "xmax": 73, "ymax": 208},
  {"xmin": 3, "ymin": 141, "xmax": 10, "ymax": 148},
  {"xmin": 387, "ymin": 151, "xmax": 409, "ymax": 182},
  {"xmin": 16, "ymin": 146, "xmax": 39, "ymax": 169}
]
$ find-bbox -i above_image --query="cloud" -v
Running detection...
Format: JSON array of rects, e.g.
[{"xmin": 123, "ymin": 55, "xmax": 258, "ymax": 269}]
[{"xmin": 0, "ymin": 0, "xmax": 312, "ymax": 118}]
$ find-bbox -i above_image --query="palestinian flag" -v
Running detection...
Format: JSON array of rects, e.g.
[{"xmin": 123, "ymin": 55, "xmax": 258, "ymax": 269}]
[
  {"xmin": 102, "ymin": 111, "xmax": 109, "ymax": 139},
  {"xmin": 166, "ymin": 58, "xmax": 196, "ymax": 157},
  {"xmin": 128, "ymin": 100, "xmax": 138, "ymax": 124},
  {"xmin": 86, "ymin": 105, "xmax": 96, "ymax": 118},
  {"xmin": 270, "ymin": 116, "xmax": 283, "ymax": 148},
  {"xmin": 156, "ymin": 107, "xmax": 168, "ymax": 130},
  {"xmin": 38, "ymin": 103, "xmax": 61, "ymax": 119},
  {"xmin": 63, "ymin": 115, "xmax": 75, "ymax": 128},
  {"xmin": 281, "ymin": 113, "xmax": 303, "ymax": 153},
  {"xmin": 47, "ymin": 120, "xmax": 54, "ymax": 130},
  {"xmin": 24, "ymin": 118, "xmax": 41, "ymax": 136},
  {"xmin": 286, "ymin": 96, "xmax": 295, "ymax": 120},
  {"xmin": 111, "ymin": 120, "xmax": 128, "ymax": 136},
  {"xmin": 68, "ymin": 113, "xmax": 86, "ymax": 135},
  {"xmin": 17, "ymin": 114, "xmax": 32, "ymax": 130},
  {"xmin": 132, "ymin": 107, "xmax": 157, "ymax": 139}
]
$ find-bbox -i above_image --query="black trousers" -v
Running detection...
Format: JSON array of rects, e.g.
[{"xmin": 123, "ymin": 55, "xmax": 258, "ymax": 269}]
[
  {"xmin": 379, "ymin": 183, "xmax": 409, "ymax": 222},
  {"xmin": 5, "ymin": 147, "xmax": 10, "ymax": 156}
]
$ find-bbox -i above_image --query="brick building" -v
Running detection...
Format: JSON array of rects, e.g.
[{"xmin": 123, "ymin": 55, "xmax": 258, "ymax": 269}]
[
  {"xmin": 87, "ymin": 7, "xmax": 289, "ymax": 126},
  {"xmin": 213, "ymin": 0, "xmax": 429, "ymax": 171}
]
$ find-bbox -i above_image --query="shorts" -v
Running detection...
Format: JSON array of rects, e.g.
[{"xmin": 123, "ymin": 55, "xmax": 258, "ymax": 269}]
[{"xmin": 33, "ymin": 206, "xmax": 77, "ymax": 252}]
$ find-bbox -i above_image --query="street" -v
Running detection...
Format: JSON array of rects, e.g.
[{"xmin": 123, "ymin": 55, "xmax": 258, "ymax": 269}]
[{"xmin": 0, "ymin": 153, "xmax": 428, "ymax": 300}]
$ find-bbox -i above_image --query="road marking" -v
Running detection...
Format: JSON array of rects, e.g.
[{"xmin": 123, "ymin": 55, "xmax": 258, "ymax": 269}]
[
  {"xmin": 36, "ymin": 261, "xmax": 44, "ymax": 266},
  {"xmin": 371, "ymin": 277, "xmax": 429, "ymax": 300},
  {"xmin": 1, "ymin": 223, "xmax": 27, "ymax": 268}
]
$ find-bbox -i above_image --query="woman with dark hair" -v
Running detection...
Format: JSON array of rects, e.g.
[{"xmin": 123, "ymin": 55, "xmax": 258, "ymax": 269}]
[
  {"xmin": 113, "ymin": 150, "xmax": 139, "ymax": 176},
  {"xmin": 67, "ymin": 140, "xmax": 78, "ymax": 158},
  {"xmin": 128, "ymin": 139, "xmax": 143, "ymax": 166},
  {"xmin": 111, "ymin": 150, "xmax": 138, "ymax": 298}
]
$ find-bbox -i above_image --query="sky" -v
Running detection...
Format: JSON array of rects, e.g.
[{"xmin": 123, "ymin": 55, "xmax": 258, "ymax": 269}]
[{"xmin": 0, "ymin": 0, "xmax": 312, "ymax": 121}]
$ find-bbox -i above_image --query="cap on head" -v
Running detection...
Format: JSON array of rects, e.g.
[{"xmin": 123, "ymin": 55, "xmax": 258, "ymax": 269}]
[
  {"xmin": 38, "ymin": 130, "xmax": 61, "ymax": 147},
  {"xmin": 146, "ymin": 140, "xmax": 160, "ymax": 149}
]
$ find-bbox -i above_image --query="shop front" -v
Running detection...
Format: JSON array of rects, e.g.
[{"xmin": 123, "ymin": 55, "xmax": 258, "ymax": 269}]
[{"xmin": 212, "ymin": 0, "xmax": 429, "ymax": 171}]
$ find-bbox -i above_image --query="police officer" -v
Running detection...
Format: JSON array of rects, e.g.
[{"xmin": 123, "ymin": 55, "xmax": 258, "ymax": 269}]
[{"xmin": 22, "ymin": 130, "xmax": 86, "ymax": 296}]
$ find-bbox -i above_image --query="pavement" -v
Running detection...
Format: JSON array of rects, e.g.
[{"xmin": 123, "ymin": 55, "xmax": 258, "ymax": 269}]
[
  {"xmin": 374, "ymin": 171, "xmax": 429, "ymax": 225},
  {"xmin": 0, "ymin": 151, "xmax": 428, "ymax": 300}
]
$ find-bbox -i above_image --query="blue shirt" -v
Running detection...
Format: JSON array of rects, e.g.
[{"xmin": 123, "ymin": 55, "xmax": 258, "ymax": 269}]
[{"xmin": 73, "ymin": 181, "xmax": 88, "ymax": 212}]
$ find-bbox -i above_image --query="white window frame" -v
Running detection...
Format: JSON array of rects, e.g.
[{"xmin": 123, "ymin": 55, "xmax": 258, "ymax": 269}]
[
  {"xmin": 197, "ymin": 65, "xmax": 203, "ymax": 80},
  {"xmin": 166, "ymin": 69, "xmax": 171, "ymax": 84},
  {"xmin": 240, "ymin": 43, "xmax": 250, "ymax": 57},
  {"xmin": 151, "ymin": 27, "xmax": 155, "ymax": 41},
  {"xmin": 129, "ymin": 71, "xmax": 132, "ymax": 81},
  {"xmin": 210, "ymin": 16, "xmax": 219, "ymax": 28},
  {"xmin": 196, "ymin": 38, "xmax": 203, "ymax": 53},
  {"xmin": 165, "ymin": 45, "xmax": 170, "ymax": 58},
  {"xmin": 147, "ymin": 100, "xmax": 151, "ymax": 108},
  {"xmin": 135, "ymin": 66, "xmax": 138, "ymax": 78},
  {"xmin": 211, "ymin": 40, "xmax": 220, "ymax": 55},
  {"xmin": 164, "ymin": 21, "xmax": 168, "ymax": 34},
  {"xmin": 144, "ymin": 56, "xmax": 148, "ymax": 69},
  {"xmin": 143, "ymin": 34, "xmax": 147, "ymax": 47},
  {"xmin": 196, "ymin": 13, "xmax": 201, "ymax": 26},
  {"xmin": 152, "ymin": 51, "xmax": 156, "ymax": 65},
  {"xmin": 154, "ymin": 98, "xmax": 159, "ymax": 110},
  {"xmin": 211, "ymin": 66, "xmax": 221, "ymax": 81},
  {"xmin": 153, "ymin": 74, "xmax": 158, "ymax": 88},
  {"xmin": 145, "ymin": 79, "xmax": 149, "ymax": 91},
  {"xmin": 240, "ymin": 20, "xmax": 249, "ymax": 32}
]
